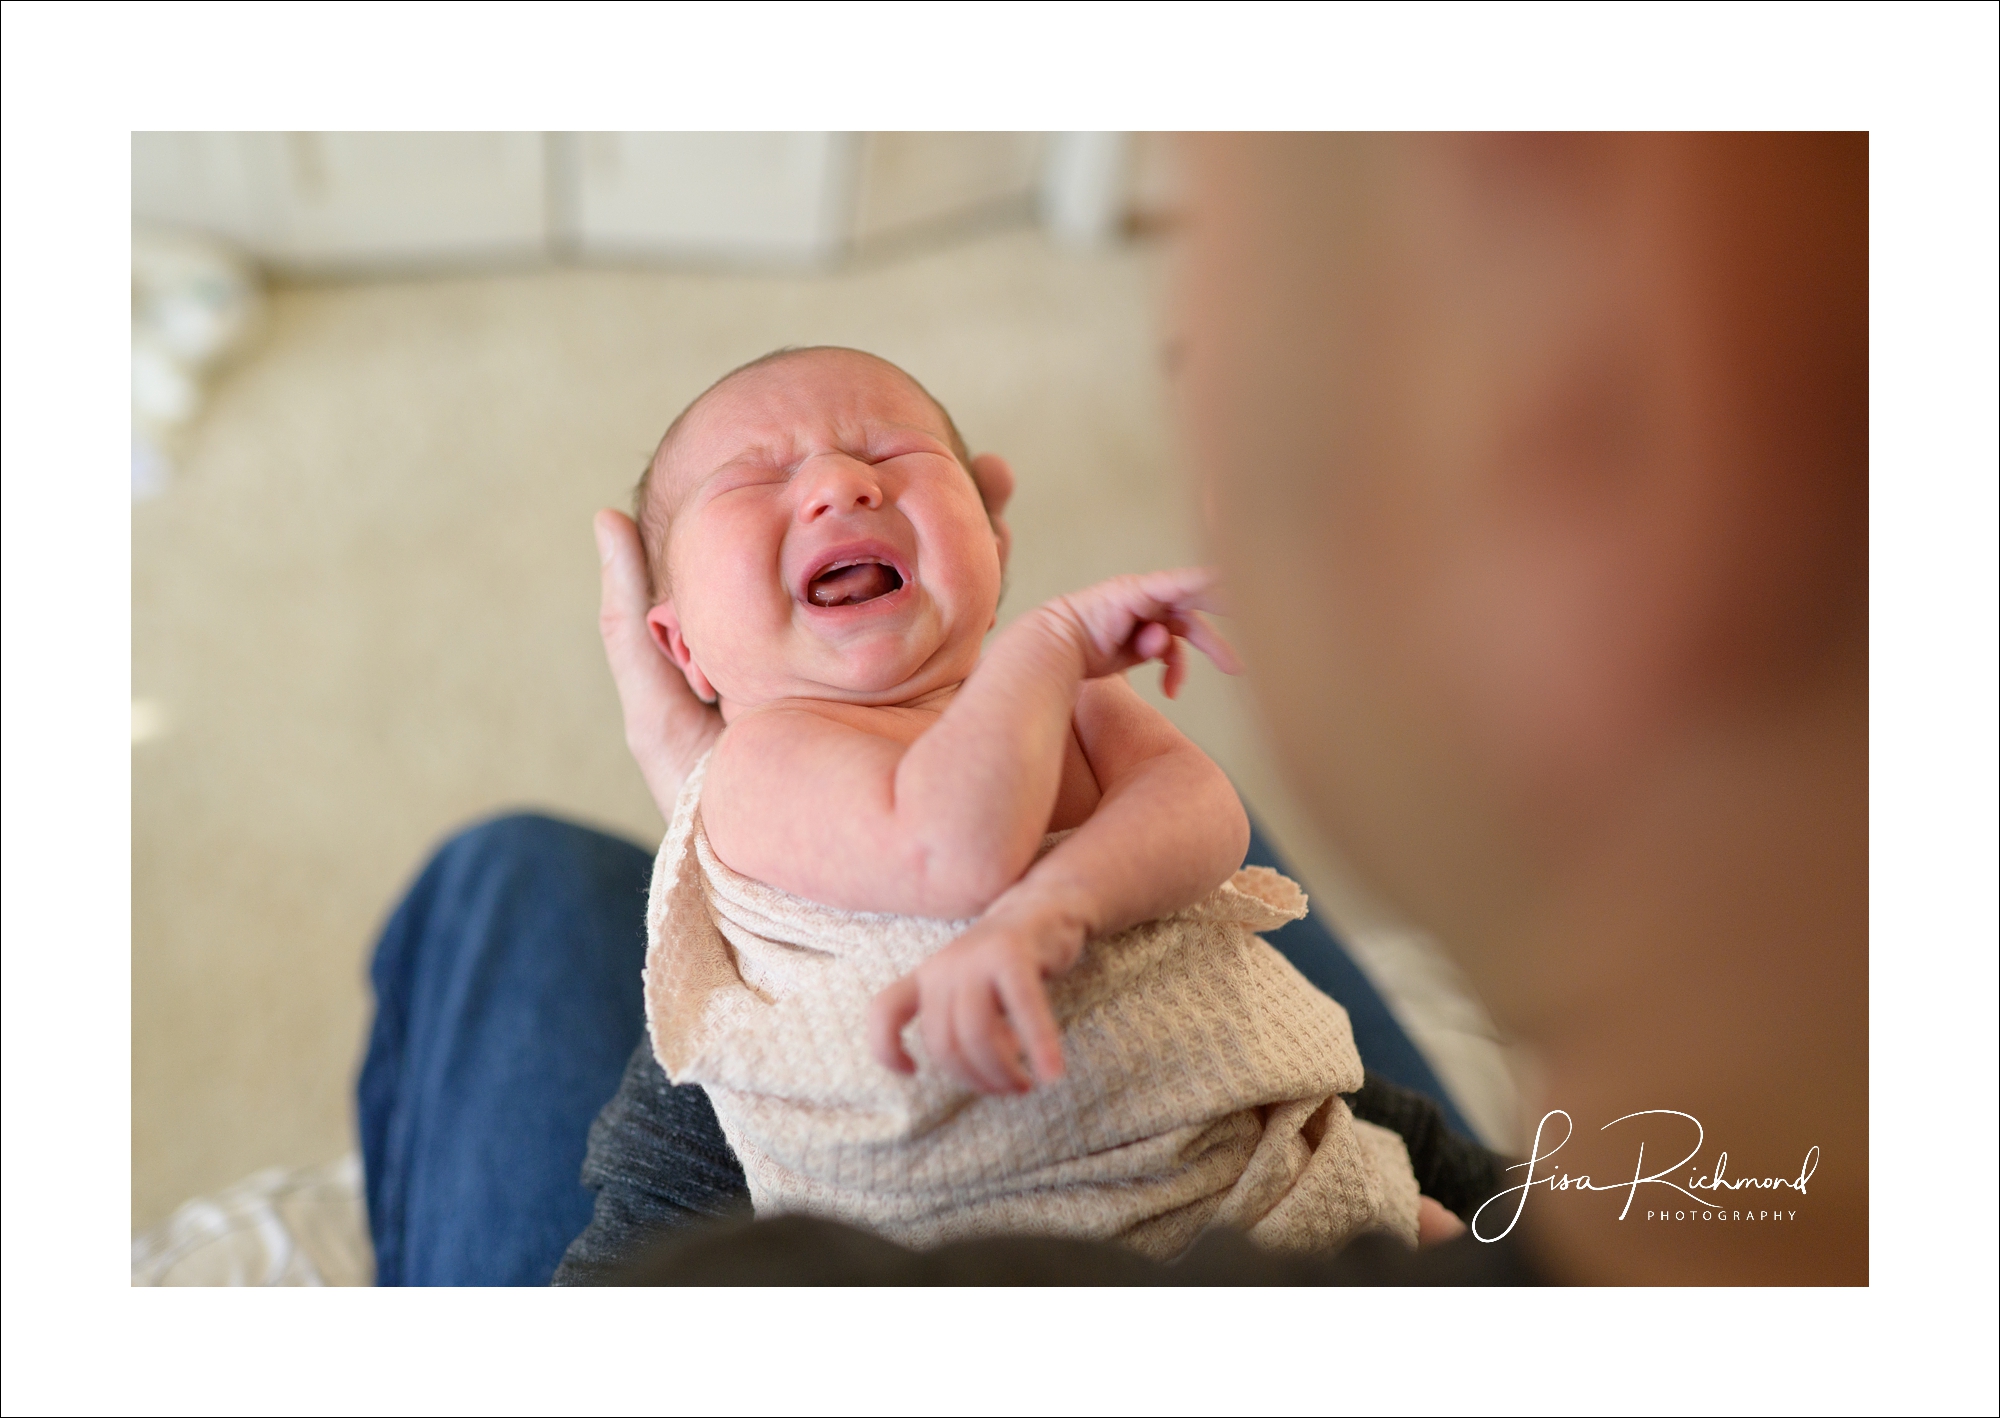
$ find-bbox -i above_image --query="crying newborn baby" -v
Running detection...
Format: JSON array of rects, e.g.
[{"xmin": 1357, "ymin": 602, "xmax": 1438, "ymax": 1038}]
[{"xmin": 632, "ymin": 345, "xmax": 1439, "ymax": 1257}]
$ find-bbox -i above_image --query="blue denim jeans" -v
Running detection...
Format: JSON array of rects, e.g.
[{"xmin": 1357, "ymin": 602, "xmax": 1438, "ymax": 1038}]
[{"xmin": 357, "ymin": 810, "xmax": 1471, "ymax": 1285}]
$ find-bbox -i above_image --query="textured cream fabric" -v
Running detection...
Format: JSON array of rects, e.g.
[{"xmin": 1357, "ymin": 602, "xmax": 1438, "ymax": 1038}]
[{"xmin": 644, "ymin": 753, "xmax": 1420, "ymax": 1258}]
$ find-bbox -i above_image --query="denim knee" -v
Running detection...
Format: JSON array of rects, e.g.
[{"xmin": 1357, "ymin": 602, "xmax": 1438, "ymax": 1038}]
[{"xmin": 429, "ymin": 811, "xmax": 617, "ymax": 876}]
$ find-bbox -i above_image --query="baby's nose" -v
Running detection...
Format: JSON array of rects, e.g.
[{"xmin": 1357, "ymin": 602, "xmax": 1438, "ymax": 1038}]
[{"xmin": 796, "ymin": 453, "xmax": 884, "ymax": 520}]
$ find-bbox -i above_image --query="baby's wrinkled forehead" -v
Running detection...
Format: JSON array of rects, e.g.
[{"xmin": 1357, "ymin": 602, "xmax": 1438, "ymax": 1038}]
[
  {"xmin": 654, "ymin": 350, "xmax": 961, "ymax": 500},
  {"xmin": 636, "ymin": 347, "xmax": 973, "ymax": 601}
]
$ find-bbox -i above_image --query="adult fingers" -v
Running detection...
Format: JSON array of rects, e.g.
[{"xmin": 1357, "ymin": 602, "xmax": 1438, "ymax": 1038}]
[
  {"xmin": 595, "ymin": 509, "xmax": 721, "ymax": 813},
  {"xmin": 595, "ymin": 509, "xmax": 658, "ymax": 682},
  {"xmin": 867, "ymin": 976, "xmax": 920, "ymax": 1073},
  {"xmin": 595, "ymin": 511, "xmax": 674, "ymax": 744}
]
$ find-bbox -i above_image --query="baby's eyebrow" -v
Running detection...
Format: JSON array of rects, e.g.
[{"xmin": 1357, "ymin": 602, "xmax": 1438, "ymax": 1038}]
[
  {"xmin": 846, "ymin": 420, "xmax": 965, "ymax": 462},
  {"xmin": 682, "ymin": 415, "xmax": 961, "ymax": 493},
  {"xmin": 686, "ymin": 436, "xmax": 792, "ymax": 482}
]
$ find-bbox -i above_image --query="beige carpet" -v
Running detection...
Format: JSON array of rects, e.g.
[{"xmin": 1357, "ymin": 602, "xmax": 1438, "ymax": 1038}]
[{"xmin": 132, "ymin": 225, "xmax": 1520, "ymax": 1235}]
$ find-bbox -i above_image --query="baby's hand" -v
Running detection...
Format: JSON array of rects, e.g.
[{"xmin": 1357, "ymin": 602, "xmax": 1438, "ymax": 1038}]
[
  {"xmin": 1417, "ymin": 1195, "xmax": 1468, "ymax": 1246},
  {"xmin": 866, "ymin": 899, "xmax": 1086, "ymax": 1094},
  {"xmin": 1045, "ymin": 567, "xmax": 1240, "ymax": 699}
]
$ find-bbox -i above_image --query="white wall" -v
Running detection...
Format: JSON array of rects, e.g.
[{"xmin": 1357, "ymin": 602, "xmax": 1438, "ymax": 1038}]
[
  {"xmin": 851, "ymin": 132, "xmax": 1048, "ymax": 246},
  {"xmin": 132, "ymin": 132, "xmax": 1130, "ymax": 275},
  {"xmin": 563, "ymin": 132, "xmax": 856, "ymax": 266},
  {"xmin": 133, "ymin": 132, "xmax": 548, "ymax": 272}
]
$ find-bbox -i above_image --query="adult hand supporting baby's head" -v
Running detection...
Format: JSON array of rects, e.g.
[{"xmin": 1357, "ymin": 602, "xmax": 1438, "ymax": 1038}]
[
  {"xmin": 595, "ymin": 509, "xmax": 724, "ymax": 821},
  {"xmin": 968, "ymin": 452, "xmax": 1015, "ymax": 573}
]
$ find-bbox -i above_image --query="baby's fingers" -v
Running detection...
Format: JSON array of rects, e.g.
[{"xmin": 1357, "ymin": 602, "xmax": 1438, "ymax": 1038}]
[
  {"xmin": 954, "ymin": 983, "xmax": 1032, "ymax": 1094},
  {"xmin": 994, "ymin": 965, "xmax": 1065, "ymax": 1086},
  {"xmin": 1174, "ymin": 610, "xmax": 1241, "ymax": 676},
  {"xmin": 1417, "ymin": 1195, "xmax": 1468, "ymax": 1246},
  {"xmin": 1132, "ymin": 621, "xmax": 1173, "ymax": 661},
  {"xmin": 867, "ymin": 976, "xmax": 921, "ymax": 1074},
  {"xmin": 1160, "ymin": 633, "xmax": 1186, "ymax": 698},
  {"xmin": 1132, "ymin": 565, "xmax": 1228, "ymax": 618}
]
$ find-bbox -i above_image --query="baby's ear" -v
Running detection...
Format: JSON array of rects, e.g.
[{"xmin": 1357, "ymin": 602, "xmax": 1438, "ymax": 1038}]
[
  {"xmin": 646, "ymin": 602, "xmax": 719, "ymax": 705},
  {"xmin": 970, "ymin": 453, "xmax": 1015, "ymax": 573}
]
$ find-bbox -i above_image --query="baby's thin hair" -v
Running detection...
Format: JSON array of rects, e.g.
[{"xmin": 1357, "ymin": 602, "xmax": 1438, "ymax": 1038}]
[{"xmin": 633, "ymin": 346, "xmax": 975, "ymax": 603}]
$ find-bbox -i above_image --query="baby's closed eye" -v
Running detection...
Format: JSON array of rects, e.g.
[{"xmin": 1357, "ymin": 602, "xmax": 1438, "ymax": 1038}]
[
  {"xmin": 864, "ymin": 442, "xmax": 957, "ymax": 473},
  {"xmin": 706, "ymin": 462, "xmax": 791, "ymax": 498}
]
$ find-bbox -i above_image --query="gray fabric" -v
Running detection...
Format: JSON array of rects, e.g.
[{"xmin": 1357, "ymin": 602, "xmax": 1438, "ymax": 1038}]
[
  {"xmin": 1346, "ymin": 1072, "xmax": 1509, "ymax": 1224},
  {"xmin": 551, "ymin": 1040, "xmax": 748, "ymax": 1286}
]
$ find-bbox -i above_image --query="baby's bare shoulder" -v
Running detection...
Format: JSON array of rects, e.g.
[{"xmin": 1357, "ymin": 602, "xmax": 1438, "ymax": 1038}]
[
  {"xmin": 705, "ymin": 702, "xmax": 913, "ymax": 815},
  {"xmin": 710, "ymin": 704, "xmax": 866, "ymax": 783},
  {"xmin": 701, "ymin": 702, "xmax": 925, "ymax": 890}
]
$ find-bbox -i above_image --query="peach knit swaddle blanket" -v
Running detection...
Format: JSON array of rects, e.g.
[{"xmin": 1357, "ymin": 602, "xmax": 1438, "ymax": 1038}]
[{"xmin": 643, "ymin": 753, "xmax": 1421, "ymax": 1259}]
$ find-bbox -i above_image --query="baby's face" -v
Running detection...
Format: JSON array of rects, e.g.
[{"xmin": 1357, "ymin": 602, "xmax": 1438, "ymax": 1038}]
[{"xmin": 649, "ymin": 350, "xmax": 1004, "ymax": 713}]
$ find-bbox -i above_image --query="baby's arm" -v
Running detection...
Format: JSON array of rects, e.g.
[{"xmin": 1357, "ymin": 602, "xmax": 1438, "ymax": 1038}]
[
  {"xmin": 1004, "ymin": 675, "xmax": 1247, "ymax": 952},
  {"xmin": 868, "ymin": 676, "xmax": 1249, "ymax": 1093},
  {"xmin": 703, "ymin": 568, "xmax": 1234, "ymax": 918}
]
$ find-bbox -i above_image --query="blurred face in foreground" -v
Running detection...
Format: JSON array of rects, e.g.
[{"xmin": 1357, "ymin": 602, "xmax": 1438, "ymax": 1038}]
[{"xmin": 1175, "ymin": 133, "xmax": 1867, "ymax": 1284}]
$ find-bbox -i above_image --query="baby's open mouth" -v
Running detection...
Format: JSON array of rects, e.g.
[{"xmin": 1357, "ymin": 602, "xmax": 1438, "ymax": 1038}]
[{"xmin": 806, "ymin": 558, "xmax": 905, "ymax": 607}]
